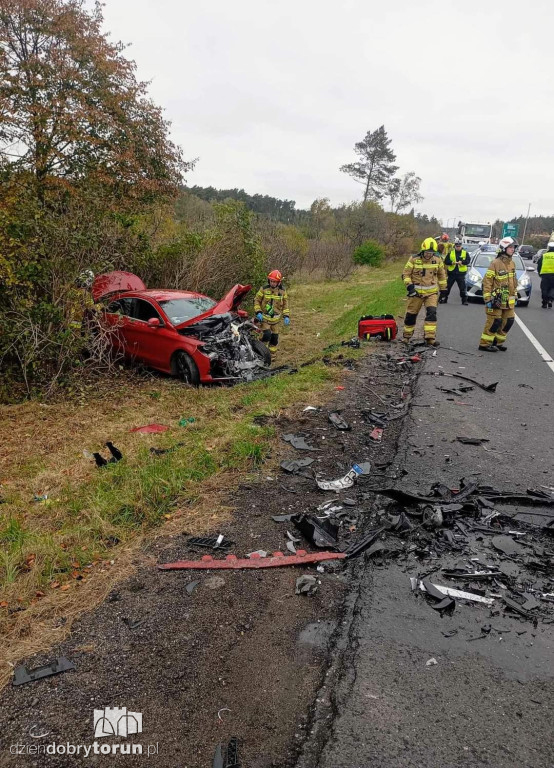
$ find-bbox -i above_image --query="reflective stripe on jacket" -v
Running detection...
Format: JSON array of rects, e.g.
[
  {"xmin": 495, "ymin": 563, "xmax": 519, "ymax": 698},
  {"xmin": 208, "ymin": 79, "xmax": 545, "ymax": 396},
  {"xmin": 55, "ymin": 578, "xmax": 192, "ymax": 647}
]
[
  {"xmin": 482, "ymin": 256, "xmax": 517, "ymax": 307},
  {"xmin": 445, "ymin": 249, "xmax": 469, "ymax": 272},
  {"xmin": 254, "ymin": 284, "xmax": 290, "ymax": 324},
  {"xmin": 402, "ymin": 254, "xmax": 447, "ymax": 295}
]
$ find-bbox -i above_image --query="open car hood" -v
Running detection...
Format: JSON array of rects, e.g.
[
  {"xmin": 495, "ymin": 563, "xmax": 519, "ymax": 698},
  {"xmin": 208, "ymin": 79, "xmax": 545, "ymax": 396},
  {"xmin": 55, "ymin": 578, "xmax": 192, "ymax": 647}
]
[
  {"xmin": 92, "ymin": 271, "xmax": 147, "ymax": 302},
  {"xmin": 174, "ymin": 284, "xmax": 251, "ymax": 329}
]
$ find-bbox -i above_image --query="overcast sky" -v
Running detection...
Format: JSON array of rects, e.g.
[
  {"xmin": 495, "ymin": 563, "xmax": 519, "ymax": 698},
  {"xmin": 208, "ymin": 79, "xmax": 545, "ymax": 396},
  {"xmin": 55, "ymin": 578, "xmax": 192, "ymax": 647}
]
[{"xmin": 101, "ymin": 0, "xmax": 553, "ymax": 224}]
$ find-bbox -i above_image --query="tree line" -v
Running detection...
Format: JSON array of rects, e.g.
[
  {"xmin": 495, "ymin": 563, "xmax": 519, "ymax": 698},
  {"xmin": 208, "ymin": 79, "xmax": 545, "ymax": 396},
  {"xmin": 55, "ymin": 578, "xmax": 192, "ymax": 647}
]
[{"xmin": 0, "ymin": 0, "xmax": 548, "ymax": 400}]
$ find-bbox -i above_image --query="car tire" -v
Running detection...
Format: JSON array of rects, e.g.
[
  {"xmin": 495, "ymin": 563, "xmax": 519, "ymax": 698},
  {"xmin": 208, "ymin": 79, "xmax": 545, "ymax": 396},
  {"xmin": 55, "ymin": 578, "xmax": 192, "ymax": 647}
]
[
  {"xmin": 172, "ymin": 350, "xmax": 200, "ymax": 385},
  {"xmin": 250, "ymin": 338, "xmax": 272, "ymax": 366}
]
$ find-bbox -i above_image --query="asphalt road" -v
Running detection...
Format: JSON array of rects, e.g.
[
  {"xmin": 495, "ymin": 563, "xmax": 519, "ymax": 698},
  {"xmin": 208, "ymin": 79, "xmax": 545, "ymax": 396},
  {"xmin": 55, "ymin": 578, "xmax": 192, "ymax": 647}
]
[{"xmin": 300, "ymin": 271, "xmax": 554, "ymax": 768}]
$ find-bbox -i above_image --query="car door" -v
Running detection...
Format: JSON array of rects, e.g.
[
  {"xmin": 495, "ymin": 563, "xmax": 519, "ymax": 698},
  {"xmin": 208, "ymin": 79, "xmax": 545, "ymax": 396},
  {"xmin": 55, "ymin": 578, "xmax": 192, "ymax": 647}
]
[
  {"xmin": 103, "ymin": 297, "xmax": 134, "ymax": 355},
  {"xmin": 126, "ymin": 298, "xmax": 183, "ymax": 371}
]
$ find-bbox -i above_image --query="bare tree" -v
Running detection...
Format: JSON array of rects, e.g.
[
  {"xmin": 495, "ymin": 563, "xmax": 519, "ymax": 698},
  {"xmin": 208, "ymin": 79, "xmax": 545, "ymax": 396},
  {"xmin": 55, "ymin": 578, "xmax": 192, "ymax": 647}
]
[
  {"xmin": 340, "ymin": 126, "xmax": 398, "ymax": 202},
  {"xmin": 387, "ymin": 172, "xmax": 423, "ymax": 214}
]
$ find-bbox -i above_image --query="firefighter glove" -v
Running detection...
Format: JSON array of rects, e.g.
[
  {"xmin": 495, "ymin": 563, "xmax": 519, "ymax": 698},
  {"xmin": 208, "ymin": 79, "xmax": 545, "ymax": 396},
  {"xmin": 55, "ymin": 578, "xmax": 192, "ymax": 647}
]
[
  {"xmin": 256, "ymin": 312, "xmax": 263, "ymax": 322},
  {"xmin": 406, "ymin": 283, "xmax": 418, "ymax": 297},
  {"xmin": 485, "ymin": 301, "xmax": 493, "ymax": 309},
  {"xmin": 284, "ymin": 316, "xmax": 290, "ymax": 326}
]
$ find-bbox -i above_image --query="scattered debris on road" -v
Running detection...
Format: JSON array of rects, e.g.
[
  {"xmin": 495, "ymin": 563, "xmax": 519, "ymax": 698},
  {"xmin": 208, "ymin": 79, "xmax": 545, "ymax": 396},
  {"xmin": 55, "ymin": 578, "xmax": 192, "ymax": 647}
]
[{"xmin": 13, "ymin": 657, "xmax": 75, "ymax": 686}]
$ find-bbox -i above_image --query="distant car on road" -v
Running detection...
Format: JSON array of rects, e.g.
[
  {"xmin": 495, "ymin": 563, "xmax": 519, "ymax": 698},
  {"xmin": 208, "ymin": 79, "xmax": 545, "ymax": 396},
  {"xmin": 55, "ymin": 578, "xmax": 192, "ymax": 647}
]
[
  {"xmin": 518, "ymin": 244, "xmax": 536, "ymax": 260},
  {"xmin": 533, "ymin": 248, "xmax": 547, "ymax": 264},
  {"xmin": 465, "ymin": 248, "xmax": 533, "ymax": 306}
]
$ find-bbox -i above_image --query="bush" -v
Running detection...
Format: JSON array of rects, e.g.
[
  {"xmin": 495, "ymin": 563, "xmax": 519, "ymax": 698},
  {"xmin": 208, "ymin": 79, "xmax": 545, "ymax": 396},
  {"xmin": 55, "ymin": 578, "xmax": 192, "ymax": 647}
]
[{"xmin": 352, "ymin": 239, "xmax": 385, "ymax": 267}]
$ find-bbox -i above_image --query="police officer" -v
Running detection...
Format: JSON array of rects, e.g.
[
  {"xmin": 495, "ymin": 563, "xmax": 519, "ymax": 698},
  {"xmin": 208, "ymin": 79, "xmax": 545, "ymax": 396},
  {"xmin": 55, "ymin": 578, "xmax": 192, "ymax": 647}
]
[
  {"xmin": 537, "ymin": 241, "xmax": 554, "ymax": 309},
  {"xmin": 441, "ymin": 237, "xmax": 470, "ymax": 304},
  {"xmin": 402, "ymin": 238, "xmax": 447, "ymax": 347}
]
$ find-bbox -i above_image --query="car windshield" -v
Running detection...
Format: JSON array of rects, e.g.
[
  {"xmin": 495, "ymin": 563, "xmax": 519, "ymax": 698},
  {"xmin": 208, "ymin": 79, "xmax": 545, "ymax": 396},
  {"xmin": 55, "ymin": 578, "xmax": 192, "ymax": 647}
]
[
  {"xmin": 474, "ymin": 253, "xmax": 524, "ymax": 270},
  {"xmin": 160, "ymin": 297, "xmax": 217, "ymax": 324}
]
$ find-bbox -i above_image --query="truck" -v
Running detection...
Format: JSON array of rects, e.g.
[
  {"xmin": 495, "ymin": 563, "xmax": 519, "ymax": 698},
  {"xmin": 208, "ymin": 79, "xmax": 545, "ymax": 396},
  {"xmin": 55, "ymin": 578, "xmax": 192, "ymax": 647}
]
[{"xmin": 457, "ymin": 221, "xmax": 493, "ymax": 244}]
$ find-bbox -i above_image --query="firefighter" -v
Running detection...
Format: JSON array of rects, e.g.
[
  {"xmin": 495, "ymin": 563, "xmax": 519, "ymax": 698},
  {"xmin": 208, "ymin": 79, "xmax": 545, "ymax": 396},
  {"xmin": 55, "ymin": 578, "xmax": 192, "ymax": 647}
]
[
  {"xmin": 254, "ymin": 269, "xmax": 290, "ymax": 354},
  {"xmin": 402, "ymin": 238, "xmax": 447, "ymax": 347},
  {"xmin": 440, "ymin": 233, "xmax": 453, "ymax": 258},
  {"xmin": 441, "ymin": 237, "xmax": 470, "ymax": 304},
  {"xmin": 478, "ymin": 237, "xmax": 518, "ymax": 352},
  {"xmin": 537, "ymin": 241, "xmax": 554, "ymax": 308}
]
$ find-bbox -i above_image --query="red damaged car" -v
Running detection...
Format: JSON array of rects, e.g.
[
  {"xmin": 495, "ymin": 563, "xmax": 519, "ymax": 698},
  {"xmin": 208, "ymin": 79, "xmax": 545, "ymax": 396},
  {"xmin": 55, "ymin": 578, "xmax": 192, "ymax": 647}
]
[{"xmin": 92, "ymin": 271, "xmax": 271, "ymax": 384}]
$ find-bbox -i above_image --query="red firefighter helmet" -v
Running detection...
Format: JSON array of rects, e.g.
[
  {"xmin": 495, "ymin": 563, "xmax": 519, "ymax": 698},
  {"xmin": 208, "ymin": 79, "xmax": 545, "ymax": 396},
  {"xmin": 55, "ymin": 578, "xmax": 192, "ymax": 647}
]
[
  {"xmin": 441, "ymin": 233, "xmax": 449, "ymax": 241},
  {"xmin": 267, "ymin": 270, "xmax": 282, "ymax": 282}
]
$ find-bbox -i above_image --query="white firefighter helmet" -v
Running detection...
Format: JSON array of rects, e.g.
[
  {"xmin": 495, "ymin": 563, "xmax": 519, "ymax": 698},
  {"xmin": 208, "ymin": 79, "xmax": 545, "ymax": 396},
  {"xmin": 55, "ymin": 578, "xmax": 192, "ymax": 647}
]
[{"xmin": 498, "ymin": 237, "xmax": 515, "ymax": 253}]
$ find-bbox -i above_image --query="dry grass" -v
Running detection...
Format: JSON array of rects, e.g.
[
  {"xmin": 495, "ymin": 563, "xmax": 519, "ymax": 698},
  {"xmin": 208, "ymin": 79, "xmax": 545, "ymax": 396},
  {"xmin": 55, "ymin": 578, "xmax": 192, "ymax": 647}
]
[{"xmin": 0, "ymin": 261, "xmax": 405, "ymax": 683}]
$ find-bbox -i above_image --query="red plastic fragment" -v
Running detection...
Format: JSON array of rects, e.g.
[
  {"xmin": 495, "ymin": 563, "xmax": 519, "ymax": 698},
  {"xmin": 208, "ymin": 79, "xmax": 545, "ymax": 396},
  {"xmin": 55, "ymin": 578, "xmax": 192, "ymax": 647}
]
[
  {"xmin": 410, "ymin": 355, "xmax": 422, "ymax": 363},
  {"xmin": 369, "ymin": 427, "xmax": 383, "ymax": 443},
  {"xmin": 335, "ymin": 386, "xmax": 345, "ymax": 391},
  {"xmin": 129, "ymin": 424, "xmax": 169, "ymax": 434},
  {"xmin": 158, "ymin": 551, "xmax": 346, "ymax": 570}
]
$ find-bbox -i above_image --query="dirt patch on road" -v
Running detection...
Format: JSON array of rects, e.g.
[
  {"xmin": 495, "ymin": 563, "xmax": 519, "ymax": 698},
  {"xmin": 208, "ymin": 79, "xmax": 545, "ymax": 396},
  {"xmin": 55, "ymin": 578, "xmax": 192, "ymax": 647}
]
[{"xmin": 0, "ymin": 346, "xmax": 419, "ymax": 768}]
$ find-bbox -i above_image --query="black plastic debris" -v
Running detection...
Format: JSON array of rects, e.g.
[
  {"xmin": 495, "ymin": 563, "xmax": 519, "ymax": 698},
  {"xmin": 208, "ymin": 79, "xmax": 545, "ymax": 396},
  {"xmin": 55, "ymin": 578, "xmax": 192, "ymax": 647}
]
[
  {"xmin": 379, "ymin": 481, "xmax": 478, "ymax": 507},
  {"xmin": 13, "ymin": 657, "xmax": 75, "ymax": 686},
  {"xmin": 441, "ymin": 629, "xmax": 458, "ymax": 638},
  {"xmin": 491, "ymin": 535, "xmax": 524, "ymax": 557},
  {"xmin": 425, "ymin": 371, "xmax": 498, "ymax": 393},
  {"xmin": 421, "ymin": 578, "xmax": 456, "ymax": 615},
  {"xmin": 296, "ymin": 575, "xmax": 318, "ymax": 596},
  {"xmin": 499, "ymin": 562, "xmax": 520, "ymax": 578},
  {"xmin": 272, "ymin": 514, "xmax": 295, "ymax": 522},
  {"xmin": 442, "ymin": 568, "xmax": 502, "ymax": 581},
  {"xmin": 187, "ymin": 535, "xmax": 233, "ymax": 550},
  {"xmin": 92, "ymin": 442, "xmax": 123, "ymax": 467},
  {"xmin": 292, "ymin": 514, "xmax": 339, "ymax": 549},
  {"xmin": 93, "ymin": 452, "xmax": 107, "ymax": 467},
  {"xmin": 282, "ymin": 434, "xmax": 319, "ymax": 451},
  {"xmin": 503, "ymin": 596, "xmax": 533, "ymax": 619},
  {"xmin": 122, "ymin": 617, "xmax": 146, "ymax": 630},
  {"xmin": 456, "ymin": 437, "xmax": 490, "ymax": 445},
  {"xmin": 328, "ymin": 412, "xmax": 351, "ymax": 431},
  {"xmin": 343, "ymin": 498, "xmax": 358, "ymax": 507},
  {"xmin": 383, "ymin": 511, "xmax": 413, "ymax": 533},
  {"xmin": 213, "ymin": 737, "xmax": 240, "ymax": 768},
  {"xmin": 280, "ymin": 458, "xmax": 314, "ymax": 473},
  {"xmin": 341, "ymin": 337, "xmax": 361, "ymax": 349},
  {"xmin": 344, "ymin": 527, "xmax": 384, "ymax": 559}
]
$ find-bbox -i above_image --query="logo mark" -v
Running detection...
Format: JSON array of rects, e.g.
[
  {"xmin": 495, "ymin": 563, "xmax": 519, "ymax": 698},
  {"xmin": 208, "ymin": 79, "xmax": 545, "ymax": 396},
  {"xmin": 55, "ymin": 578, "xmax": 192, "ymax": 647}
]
[{"xmin": 93, "ymin": 708, "xmax": 142, "ymax": 739}]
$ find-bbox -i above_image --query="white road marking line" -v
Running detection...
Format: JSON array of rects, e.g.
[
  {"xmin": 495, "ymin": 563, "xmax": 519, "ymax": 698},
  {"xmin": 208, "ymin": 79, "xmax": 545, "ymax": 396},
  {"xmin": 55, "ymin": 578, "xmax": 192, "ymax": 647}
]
[{"xmin": 515, "ymin": 315, "xmax": 554, "ymax": 374}]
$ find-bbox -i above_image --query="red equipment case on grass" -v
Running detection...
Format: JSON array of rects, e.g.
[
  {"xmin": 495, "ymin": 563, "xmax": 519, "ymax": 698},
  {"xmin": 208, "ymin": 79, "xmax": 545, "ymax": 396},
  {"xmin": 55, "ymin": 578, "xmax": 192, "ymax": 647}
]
[{"xmin": 358, "ymin": 314, "xmax": 397, "ymax": 341}]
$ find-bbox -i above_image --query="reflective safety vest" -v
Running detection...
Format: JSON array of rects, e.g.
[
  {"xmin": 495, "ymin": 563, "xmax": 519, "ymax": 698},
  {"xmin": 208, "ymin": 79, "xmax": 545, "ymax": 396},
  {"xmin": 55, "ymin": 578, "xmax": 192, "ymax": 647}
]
[
  {"xmin": 445, "ymin": 249, "xmax": 469, "ymax": 272},
  {"xmin": 540, "ymin": 251, "xmax": 554, "ymax": 275}
]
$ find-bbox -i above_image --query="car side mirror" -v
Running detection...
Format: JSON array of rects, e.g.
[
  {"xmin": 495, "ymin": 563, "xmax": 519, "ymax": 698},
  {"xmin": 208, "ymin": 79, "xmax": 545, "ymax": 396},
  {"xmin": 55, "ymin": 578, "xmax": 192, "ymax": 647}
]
[
  {"xmin": 526, "ymin": 266, "xmax": 535, "ymax": 272},
  {"xmin": 147, "ymin": 317, "xmax": 161, "ymax": 328}
]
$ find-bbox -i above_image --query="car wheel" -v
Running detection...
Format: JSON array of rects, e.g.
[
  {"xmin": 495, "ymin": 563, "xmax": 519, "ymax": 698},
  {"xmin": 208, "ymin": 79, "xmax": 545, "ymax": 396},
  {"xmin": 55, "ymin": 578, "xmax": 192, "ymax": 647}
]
[
  {"xmin": 172, "ymin": 350, "xmax": 200, "ymax": 385},
  {"xmin": 250, "ymin": 338, "xmax": 272, "ymax": 366}
]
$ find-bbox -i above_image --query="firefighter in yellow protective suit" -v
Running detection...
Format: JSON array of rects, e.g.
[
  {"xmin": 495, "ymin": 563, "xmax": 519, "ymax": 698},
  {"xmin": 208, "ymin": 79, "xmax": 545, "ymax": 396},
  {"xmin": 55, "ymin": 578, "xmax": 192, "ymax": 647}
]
[
  {"xmin": 254, "ymin": 269, "xmax": 290, "ymax": 354},
  {"xmin": 402, "ymin": 238, "xmax": 447, "ymax": 347},
  {"xmin": 440, "ymin": 233, "xmax": 453, "ymax": 258},
  {"xmin": 478, "ymin": 237, "xmax": 518, "ymax": 352}
]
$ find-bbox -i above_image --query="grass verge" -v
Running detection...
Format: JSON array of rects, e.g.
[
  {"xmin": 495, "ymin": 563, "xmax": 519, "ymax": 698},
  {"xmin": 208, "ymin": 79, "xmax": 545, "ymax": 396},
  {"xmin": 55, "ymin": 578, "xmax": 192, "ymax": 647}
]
[{"xmin": 0, "ymin": 261, "xmax": 405, "ymax": 681}]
